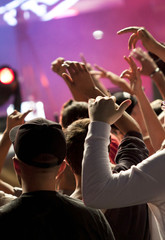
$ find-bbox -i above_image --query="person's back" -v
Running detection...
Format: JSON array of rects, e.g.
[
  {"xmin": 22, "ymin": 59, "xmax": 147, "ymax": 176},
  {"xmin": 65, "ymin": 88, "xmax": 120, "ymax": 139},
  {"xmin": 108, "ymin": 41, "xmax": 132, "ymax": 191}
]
[
  {"xmin": 0, "ymin": 190, "xmax": 113, "ymax": 240},
  {"xmin": 65, "ymin": 117, "xmax": 150, "ymax": 240},
  {"xmin": 0, "ymin": 117, "xmax": 114, "ymax": 240}
]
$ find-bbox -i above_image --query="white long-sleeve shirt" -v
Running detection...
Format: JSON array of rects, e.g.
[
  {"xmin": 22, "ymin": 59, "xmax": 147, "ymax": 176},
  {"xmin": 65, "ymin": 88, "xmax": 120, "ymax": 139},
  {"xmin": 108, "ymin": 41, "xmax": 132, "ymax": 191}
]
[{"xmin": 82, "ymin": 121, "xmax": 165, "ymax": 240}]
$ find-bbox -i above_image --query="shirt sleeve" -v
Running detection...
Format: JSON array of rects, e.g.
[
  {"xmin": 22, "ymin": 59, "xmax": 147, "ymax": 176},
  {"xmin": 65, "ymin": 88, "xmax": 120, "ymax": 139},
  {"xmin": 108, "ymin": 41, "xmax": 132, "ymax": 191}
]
[
  {"xmin": 82, "ymin": 121, "xmax": 165, "ymax": 209},
  {"xmin": 113, "ymin": 131, "xmax": 149, "ymax": 172}
]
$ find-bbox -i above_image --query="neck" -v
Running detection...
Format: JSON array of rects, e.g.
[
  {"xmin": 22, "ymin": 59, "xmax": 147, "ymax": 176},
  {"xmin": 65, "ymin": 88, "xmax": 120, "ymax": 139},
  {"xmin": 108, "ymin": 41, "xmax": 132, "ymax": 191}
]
[{"xmin": 21, "ymin": 174, "xmax": 57, "ymax": 194}]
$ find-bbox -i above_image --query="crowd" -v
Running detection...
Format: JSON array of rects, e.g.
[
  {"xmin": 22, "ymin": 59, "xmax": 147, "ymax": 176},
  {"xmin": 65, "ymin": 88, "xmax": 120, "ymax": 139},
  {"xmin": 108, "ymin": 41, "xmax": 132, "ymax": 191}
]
[{"xmin": 0, "ymin": 26, "xmax": 165, "ymax": 240}]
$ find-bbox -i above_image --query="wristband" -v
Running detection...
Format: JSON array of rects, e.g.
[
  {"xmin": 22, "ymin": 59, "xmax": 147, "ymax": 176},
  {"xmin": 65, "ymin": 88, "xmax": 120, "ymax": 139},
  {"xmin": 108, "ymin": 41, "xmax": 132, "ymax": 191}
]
[{"xmin": 150, "ymin": 67, "xmax": 160, "ymax": 78}]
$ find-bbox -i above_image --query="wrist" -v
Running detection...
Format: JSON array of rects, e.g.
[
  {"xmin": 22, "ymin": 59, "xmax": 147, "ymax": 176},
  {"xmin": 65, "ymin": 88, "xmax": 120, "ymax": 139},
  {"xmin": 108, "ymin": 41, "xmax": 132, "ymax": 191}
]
[{"xmin": 135, "ymin": 87, "xmax": 145, "ymax": 99}]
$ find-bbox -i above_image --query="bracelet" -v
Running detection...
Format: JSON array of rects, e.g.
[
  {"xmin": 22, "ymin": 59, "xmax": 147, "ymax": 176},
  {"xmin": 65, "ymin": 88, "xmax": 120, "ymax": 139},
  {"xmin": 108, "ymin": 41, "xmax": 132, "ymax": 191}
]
[{"xmin": 150, "ymin": 67, "xmax": 160, "ymax": 78}]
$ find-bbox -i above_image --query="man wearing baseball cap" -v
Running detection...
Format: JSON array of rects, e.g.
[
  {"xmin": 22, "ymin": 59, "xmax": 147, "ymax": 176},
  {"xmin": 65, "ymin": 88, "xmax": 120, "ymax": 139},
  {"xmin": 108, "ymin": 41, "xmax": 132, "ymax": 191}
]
[{"xmin": 0, "ymin": 117, "xmax": 114, "ymax": 240}]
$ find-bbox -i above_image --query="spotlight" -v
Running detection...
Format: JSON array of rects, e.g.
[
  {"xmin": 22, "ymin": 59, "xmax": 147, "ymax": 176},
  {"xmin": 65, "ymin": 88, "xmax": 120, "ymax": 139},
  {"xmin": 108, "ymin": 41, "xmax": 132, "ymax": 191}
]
[
  {"xmin": 0, "ymin": 65, "xmax": 22, "ymax": 132},
  {"xmin": 0, "ymin": 67, "xmax": 15, "ymax": 85}
]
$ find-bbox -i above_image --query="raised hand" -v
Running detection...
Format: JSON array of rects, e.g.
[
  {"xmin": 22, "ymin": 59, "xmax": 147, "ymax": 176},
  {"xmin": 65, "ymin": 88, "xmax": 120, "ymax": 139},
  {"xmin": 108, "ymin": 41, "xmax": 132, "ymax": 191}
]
[
  {"xmin": 61, "ymin": 61, "xmax": 105, "ymax": 101},
  {"xmin": 80, "ymin": 54, "xmax": 110, "ymax": 96},
  {"xmin": 88, "ymin": 96, "xmax": 131, "ymax": 125},
  {"xmin": 51, "ymin": 57, "xmax": 66, "ymax": 77},
  {"xmin": 130, "ymin": 48, "xmax": 158, "ymax": 76},
  {"xmin": 91, "ymin": 64, "xmax": 133, "ymax": 94},
  {"xmin": 117, "ymin": 26, "xmax": 159, "ymax": 52},
  {"xmin": 6, "ymin": 109, "xmax": 32, "ymax": 133},
  {"xmin": 0, "ymin": 109, "xmax": 32, "ymax": 174},
  {"xmin": 90, "ymin": 65, "xmax": 108, "ymax": 78},
  {"xmin": 120, "ymin": 56, "xmax": 142, "ymax": 95}
]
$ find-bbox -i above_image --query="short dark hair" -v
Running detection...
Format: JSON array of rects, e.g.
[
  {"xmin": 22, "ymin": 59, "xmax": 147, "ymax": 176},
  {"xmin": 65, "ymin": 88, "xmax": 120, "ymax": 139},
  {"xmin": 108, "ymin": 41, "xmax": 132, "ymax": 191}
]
[
  {"xmin": 64, "ymin": 118, "xmax": 90, "ymax": 175},
  {"xmin": 60, "ymin": 100, "xmax": 89, "ymax": 129}
]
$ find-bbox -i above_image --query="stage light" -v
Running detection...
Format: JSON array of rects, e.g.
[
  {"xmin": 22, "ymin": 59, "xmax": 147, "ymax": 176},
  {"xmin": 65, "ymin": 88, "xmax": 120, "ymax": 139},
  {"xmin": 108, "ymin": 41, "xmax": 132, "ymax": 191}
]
[
  {"xmin": 0, "ymin": 67, "xmax": 15, "ymax": 85},
  {"xmin": 0, "ymin": 65, "xmax": 22, "ymax": 132},
  {"xmin": 0, "ymin": 0, "xmax": 80, "ymax": 26}
]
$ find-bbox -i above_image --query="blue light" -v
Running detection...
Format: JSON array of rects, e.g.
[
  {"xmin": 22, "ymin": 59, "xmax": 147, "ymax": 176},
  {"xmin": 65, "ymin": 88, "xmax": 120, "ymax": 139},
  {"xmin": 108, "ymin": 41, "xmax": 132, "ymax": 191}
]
[{"xmin": 0, "ymin": 0, "xmax": 80, "ymax": 26}]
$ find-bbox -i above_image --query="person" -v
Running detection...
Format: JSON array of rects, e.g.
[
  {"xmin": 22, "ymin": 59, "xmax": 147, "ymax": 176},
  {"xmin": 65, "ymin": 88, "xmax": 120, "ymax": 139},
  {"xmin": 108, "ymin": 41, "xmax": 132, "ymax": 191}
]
[
  {"xmin": 117, "ymin": 26, "xmax": 165, "ymax": 62},
  {"xmin": 54, "ymin": 99, "xmax": 90, "ymax": 195},
  {"xmin": 0, "ymin": 109, "xmax": 31, "ymax": 206},
  {"xmin": 59, "ymin": 99, "xmax": 89, "ymax": 129},
  {"xmin": 82, "ymin": 89, "xmax": 165, "ymax": 238},
  {"xmin": 56, "ymin": 98, "xmax": 120, "ymax": 195},
  {"xmin": 0, "ymin": 117, "xmax": 114, "ymax": 240},
  {"xmin": 65, "ymin": 116, "xmax": 150, "ymax": 240},
  {"xmin": 51, "ymin": 59, "xmax": 120, "ymax": 193}
]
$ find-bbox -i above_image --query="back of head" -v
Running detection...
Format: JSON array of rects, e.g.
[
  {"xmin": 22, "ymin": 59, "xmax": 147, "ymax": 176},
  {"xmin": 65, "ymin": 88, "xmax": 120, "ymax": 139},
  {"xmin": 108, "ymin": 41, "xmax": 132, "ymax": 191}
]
[
  {"xmin": 10, "ymin": 117, "xmax": 66, "ymax": 168},
  {"xmin": 64, "ymin": 118, "xmax": 90, "ymax": 175},
  {"xmin": 60, "ymin": 99, "xmax": 89, "ymax": 128}
]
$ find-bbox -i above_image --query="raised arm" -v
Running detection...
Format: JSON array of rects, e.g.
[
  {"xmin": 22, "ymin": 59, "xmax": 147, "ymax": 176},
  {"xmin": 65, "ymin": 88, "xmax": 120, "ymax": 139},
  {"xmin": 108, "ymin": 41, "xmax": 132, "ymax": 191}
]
[
  {"xmin": 90, "ymin": 64, "xmax": 133, "ymax": 94},
  {"xmin": 82, "ymin": 95, "xmax": 165, "ymax": 209},
  {"xmin": 80, "ymin": 53, "xmax": 110, "ymax": 97},
  {"xmin": 61, "ymin": 61, "xmax": 106, "ymax": 101},
  {"xmin": 0, "ymin": 110, "xmax": 31, "ymax": 193},
  {"xmin": 117, "ymin": 26, "xmax": 165, "ymax": 62},
  {"xmin": 120, "ymin": 56, "xmax": 165, "ymax": 151},
  {"xmin": 130, "ymin": 48, "xmax": 165, "ymax": 99}
]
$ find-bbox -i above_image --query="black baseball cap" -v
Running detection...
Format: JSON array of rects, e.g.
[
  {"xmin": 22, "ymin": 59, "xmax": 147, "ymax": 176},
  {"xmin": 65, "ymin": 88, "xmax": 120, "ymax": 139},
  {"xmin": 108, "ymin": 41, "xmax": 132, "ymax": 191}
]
[{"xmin": 9, "ymin": 118, "xmax": 66, "ymax": 168}]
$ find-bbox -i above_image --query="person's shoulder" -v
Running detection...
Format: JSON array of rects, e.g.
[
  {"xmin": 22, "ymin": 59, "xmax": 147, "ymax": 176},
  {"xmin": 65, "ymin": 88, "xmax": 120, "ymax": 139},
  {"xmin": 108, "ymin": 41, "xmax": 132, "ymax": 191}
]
[
  {"xmin": 58, "ymin": 192, "xmax": 103, "ymax": 216},
  {"xmin": 0, "ymin": 190, "xmax": 17, "ymax": 208}
]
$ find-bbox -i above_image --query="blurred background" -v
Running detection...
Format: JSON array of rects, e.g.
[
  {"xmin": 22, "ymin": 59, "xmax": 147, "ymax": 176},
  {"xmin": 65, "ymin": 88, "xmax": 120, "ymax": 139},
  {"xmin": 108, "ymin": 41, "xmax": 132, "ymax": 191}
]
[{"xmin": 0, "ymin": 0, "xmax": 165, "ymax": 186}]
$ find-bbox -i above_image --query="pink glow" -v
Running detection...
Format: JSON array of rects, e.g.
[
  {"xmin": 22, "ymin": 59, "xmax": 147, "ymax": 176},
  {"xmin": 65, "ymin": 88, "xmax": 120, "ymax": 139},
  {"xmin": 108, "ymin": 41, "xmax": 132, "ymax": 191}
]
[{"xmin": 53, "ymin": 8, "xmax": 79, "ymax": 19}]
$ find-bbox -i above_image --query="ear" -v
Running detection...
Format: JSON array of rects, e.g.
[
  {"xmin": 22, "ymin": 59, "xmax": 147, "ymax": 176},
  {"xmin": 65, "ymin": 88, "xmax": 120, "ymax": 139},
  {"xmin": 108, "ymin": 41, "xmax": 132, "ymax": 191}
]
[
  {"xmin": 13, "ymin": 157, "xmax": 21, "ymax": 176},
  {"xmin": 56, "ymin": 161, "xmax": 66, "ymax": 180}
]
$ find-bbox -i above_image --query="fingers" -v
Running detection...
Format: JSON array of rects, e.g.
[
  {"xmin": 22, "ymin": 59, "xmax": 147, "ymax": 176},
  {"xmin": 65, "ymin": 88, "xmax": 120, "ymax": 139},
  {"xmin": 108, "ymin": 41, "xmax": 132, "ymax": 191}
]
[
  {"xmin": 80, "ymin": 53, "xmax": 87, "ymax": 65},
  {"xmin": 9, "ymin": 109, "xmax": 18, "ymax": 116},
  {"xmin": 124, "ymin": 56, "xmax": 137, "ymax": 72},
  {"xmin": 62, "ymin": 73, "xmax": 73, "ymax": 86},
  {"xmin": 51, "ymin": 57, "xmax": 66, "ymax": 77},
  {"xmin": 88, "ymin": 96, "xmax": 131, "ymax": 124},
  {"xmin": 132, "ymin": 34, "xmax": 139, "ymax": 49},
  {"xmin": 137, "ymin": 28, "xmax": 147, "ymax": 39},
  {"xmin": 94, "ymin": 64, "xmax": 105, "ymax": 72},
  {"xmin": 120, "ymin": 69, "xmax": 131, "ymax": 79},
  {"xmin": 7, "ymin": 109, "xmax": 32, "ymax": 130},
  {"xmin": 117, "ymin": 26, "xmax": 146, "ymax": 50},
  {"xmin": 51, "ymin": 57, "xmax": 65, "ymax": 71},
  {"xmin": 128, "ymin": 33, "xmax": 139, "ymax": 50},
  {"xmin": 89, "ymin": 70, "xmax": 102, "ymax": 76},
  {"xmin": 118, "ymin": 99, "xmax": 132, "ymax": 113},
  {"xmin": 51, "ymin": 57, "xmax": 64, "ymax": 66},
  {"xmin": 21, "ymin": 110, "xmax": 32, "ymax": 120},
  {"xmin": 117, "ymin": 26, "xmax": 139, "ymax": 35},
  {"xmin": 62, "ymin": 61, "xmax": 87, "ymax": 75}
]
